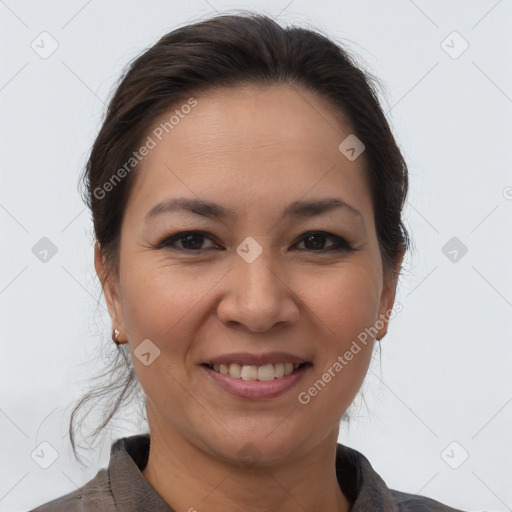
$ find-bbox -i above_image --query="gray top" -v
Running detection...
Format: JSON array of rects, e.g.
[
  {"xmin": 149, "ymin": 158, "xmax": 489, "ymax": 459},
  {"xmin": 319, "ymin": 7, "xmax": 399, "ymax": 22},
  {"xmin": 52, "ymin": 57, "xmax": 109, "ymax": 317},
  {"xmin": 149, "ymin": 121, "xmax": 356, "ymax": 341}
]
[{"xmin": 29, "ymin": 434, "xmax": 466, "ymax": 511}]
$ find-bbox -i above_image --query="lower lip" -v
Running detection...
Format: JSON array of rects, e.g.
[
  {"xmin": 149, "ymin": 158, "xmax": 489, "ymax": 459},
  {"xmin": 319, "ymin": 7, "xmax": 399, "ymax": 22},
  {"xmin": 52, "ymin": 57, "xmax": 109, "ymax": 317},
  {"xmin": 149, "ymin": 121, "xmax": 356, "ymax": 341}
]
[{"xmin": 200, "ymin": 364, "xmax": 311, "ymax": 399}]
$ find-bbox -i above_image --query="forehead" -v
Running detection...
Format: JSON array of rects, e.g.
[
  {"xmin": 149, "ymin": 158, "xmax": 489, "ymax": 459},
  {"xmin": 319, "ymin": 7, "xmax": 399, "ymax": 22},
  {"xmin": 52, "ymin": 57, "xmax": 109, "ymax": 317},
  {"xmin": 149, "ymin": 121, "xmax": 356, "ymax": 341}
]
[
  {"xmin": 155, "ymin": 84, "xmax": 356, "ymax": 158},
  {"xmin": 125, "ymin": 84, "xmax": 372, "ymax": 225}
]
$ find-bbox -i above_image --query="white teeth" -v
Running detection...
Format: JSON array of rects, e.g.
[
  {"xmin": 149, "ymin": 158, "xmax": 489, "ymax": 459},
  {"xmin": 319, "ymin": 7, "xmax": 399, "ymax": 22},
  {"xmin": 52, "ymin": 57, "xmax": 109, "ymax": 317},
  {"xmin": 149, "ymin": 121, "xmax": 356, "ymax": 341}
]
[
  {"xmin": 241, "ymin": 365, "xmax": 258, "ymax": 380},
  {"xmin": 257, "ymin": 364, "xmax": 275, "ymax": 381},
  {"xmin": 209, "ymin": 362, "xmax": 305, "ymax": 381},
  {"xmin": 274, "ymin": 363, "xmax": 285, "ymax": 378},
  {"xmin": 229, "ymin": 363, "xmax": 242, "ymax": 379}
]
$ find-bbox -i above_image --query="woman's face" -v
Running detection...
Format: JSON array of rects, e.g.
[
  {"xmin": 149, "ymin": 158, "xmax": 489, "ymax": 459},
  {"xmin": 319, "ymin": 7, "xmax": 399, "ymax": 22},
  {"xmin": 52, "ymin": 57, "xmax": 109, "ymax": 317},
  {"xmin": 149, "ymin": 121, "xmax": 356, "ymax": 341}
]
[{"xmin": 96, "ymin": 84, "xmax": 402, "ymax": 464}]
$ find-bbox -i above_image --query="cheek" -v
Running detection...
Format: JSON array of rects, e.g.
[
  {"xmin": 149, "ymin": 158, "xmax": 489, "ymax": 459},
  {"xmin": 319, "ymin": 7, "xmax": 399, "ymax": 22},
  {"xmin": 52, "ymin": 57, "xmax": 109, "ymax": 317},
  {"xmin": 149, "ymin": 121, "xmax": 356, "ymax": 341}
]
[
  {"xmin": 120, "ymin": 256, "xmax": 225, "ymax": 350},
  {"xmin": 121, "ymin": 250, "xmax": 381, "ymax": 351},
  {"xmin": 119, "ymin": 263, "xmax": 213, "ymax": 401},
  {"xmin": 296, "ymin": 313, "xmax": 376, "ymax": 427},
  {"xmin": 298, "ymin": 266, "xmax": 380, "ymax": 400},
  {"xmin": 301, "ymin": 262, "xmax": 381, "ymax": 340}
]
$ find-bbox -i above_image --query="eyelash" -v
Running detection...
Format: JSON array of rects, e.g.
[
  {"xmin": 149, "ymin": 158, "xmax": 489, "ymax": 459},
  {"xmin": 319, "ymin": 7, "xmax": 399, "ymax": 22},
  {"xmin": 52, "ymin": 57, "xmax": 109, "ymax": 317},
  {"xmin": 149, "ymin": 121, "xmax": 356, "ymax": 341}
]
[{"xmin": 156, "ymin": 230, "xmax": 354, "ymax": 254}]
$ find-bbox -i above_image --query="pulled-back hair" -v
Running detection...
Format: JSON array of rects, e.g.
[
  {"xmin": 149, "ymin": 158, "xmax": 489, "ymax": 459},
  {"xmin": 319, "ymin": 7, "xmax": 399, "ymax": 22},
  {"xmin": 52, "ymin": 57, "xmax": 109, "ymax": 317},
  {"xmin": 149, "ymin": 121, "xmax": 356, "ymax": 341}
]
[{"xmin": 70, "ymin": 11, "xmax": 410, "ymax": 464}]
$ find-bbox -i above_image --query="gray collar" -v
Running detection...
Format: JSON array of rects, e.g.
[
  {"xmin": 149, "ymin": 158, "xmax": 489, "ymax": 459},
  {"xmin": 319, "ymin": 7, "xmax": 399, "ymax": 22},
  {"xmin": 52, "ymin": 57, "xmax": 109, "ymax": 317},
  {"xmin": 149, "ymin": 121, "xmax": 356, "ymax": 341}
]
[{"xmin": 108, "ymin": 434, "xmax": 400, "ymax": 511}]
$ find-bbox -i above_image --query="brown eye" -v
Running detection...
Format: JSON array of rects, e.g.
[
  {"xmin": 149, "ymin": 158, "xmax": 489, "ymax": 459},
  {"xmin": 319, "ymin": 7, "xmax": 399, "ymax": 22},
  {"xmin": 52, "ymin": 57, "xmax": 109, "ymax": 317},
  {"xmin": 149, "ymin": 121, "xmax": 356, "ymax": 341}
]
[
  {"xmin": 157, "ymin": 230, "xmax": 353, "ymax": 254},
  {"xmin": 158, "ymin": 231, "xmax": 221, "ymax": 252},
  {"xmin": 178, "ymin": 233, "xmax": 205, "ymax": 250},
  {"xmin": 294, "ymin": 232, "xmax": 353, "ymax": 252}
]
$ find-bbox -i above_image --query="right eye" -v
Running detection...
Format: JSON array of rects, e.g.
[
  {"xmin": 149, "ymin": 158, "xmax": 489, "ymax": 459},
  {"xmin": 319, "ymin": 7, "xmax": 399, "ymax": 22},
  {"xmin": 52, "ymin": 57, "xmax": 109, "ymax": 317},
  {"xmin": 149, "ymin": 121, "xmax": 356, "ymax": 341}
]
[{"xmin": 158, "ymin": 231, "xmax": 222, "ymax": 252}]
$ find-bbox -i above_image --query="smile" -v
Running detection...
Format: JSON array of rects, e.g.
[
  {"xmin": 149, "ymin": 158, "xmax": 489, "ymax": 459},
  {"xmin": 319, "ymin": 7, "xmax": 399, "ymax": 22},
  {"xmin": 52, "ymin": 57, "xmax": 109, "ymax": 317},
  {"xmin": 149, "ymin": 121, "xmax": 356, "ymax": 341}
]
[
  {"xmin": 201, "ymin": 362, "xmax": 312, "ymax": 399},
  {"xmin": 203, "ymin": 362, "xmax": 309, "ymax": 381}
]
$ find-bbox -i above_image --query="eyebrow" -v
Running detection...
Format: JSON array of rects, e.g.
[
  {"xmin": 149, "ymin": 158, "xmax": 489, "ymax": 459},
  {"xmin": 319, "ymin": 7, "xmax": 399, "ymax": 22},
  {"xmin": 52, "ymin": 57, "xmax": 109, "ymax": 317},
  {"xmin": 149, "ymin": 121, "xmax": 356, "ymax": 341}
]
[{"xmin": 145, "ymin": 197, "xmax": 364, "ymax": 223}]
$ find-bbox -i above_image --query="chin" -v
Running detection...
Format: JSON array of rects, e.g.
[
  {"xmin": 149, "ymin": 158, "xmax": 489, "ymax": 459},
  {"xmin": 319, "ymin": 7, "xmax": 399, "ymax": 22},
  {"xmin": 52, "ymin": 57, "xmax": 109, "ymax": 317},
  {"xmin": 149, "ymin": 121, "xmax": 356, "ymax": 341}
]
[{"xmin": 204, "ymin": 430, "xmax": 308, "ymax": 468}]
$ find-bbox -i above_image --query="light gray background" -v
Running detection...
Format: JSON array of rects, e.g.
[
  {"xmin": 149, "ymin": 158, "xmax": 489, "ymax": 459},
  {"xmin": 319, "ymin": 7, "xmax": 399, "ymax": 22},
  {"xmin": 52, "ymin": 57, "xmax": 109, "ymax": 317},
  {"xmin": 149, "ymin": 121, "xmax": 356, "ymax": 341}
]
[{"xmin": 1, "ymin": 1, "xmax": 511, "ymax": 511}]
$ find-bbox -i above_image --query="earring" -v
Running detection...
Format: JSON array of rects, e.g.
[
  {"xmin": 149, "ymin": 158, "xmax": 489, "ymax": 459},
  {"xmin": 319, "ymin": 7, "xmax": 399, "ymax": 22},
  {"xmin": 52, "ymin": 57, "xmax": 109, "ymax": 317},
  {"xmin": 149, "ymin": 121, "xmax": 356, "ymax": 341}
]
[{"xmin": 112, "ymin": 328, "xmax": 121, "ymax": 345}]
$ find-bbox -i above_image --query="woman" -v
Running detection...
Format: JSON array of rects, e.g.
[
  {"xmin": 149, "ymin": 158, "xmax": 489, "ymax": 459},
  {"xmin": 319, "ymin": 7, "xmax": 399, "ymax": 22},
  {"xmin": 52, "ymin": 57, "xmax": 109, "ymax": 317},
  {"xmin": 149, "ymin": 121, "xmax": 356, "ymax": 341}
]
[{"xmin": 30, "ymin": 12, "xmax": 467, "ymax": 512}]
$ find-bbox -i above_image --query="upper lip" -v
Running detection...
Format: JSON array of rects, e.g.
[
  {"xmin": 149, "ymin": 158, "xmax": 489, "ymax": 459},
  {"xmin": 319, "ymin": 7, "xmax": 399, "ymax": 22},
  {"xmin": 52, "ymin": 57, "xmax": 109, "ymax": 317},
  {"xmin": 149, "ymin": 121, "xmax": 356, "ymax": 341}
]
[{"xmin": 202, "ymin": 351, "xmax": 309, "ymax": 366}]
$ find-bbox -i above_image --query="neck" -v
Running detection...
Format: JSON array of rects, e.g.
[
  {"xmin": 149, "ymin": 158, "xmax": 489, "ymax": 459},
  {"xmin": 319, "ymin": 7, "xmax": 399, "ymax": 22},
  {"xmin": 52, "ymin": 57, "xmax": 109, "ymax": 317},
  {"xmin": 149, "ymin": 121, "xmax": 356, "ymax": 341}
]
[{"xmin": 140, "ymin": 422, "xmax": 351, "ymax": 512}]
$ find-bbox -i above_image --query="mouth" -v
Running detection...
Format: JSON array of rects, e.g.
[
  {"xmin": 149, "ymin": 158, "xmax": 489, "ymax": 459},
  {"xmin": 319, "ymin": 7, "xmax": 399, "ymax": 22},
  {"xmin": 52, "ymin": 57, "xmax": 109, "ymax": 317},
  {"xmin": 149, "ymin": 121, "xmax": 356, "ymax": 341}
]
[
  {"xmin": 199, "ymin": 351, "xmax": 313, "ymax": 399},
  {"xmin": 200, "ymin": 361, "xmax": 312, "ymax": 399},
  {"xmin": 201, "ymin": 362, "xmax": 312, "ymax": 381}
]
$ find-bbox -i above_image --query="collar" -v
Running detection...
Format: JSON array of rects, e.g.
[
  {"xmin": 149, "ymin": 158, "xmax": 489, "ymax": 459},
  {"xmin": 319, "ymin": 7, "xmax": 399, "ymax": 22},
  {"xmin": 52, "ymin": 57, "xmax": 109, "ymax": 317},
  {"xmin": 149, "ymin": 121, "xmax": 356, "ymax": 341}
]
[{"xmin": 108, "ymin": 434, "xmax": 399, "ymax": 511}]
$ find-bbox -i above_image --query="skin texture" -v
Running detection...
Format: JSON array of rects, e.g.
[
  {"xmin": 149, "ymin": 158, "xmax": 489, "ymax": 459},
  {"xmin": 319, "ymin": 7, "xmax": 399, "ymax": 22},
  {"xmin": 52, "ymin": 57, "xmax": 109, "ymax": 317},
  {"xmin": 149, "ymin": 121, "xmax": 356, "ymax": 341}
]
[{"xmin": 95, "ymin": 84, "xmax": 404, "ymax": 512}]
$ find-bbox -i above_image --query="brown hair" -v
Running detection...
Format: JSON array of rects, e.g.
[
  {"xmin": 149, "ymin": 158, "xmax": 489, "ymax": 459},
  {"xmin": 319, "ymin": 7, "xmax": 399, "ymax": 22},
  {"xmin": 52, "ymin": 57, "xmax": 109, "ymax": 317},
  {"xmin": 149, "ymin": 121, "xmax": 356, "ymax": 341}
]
[{"xmin": 70, "ymin": 11, "xmax": 411, "ymax": 463}]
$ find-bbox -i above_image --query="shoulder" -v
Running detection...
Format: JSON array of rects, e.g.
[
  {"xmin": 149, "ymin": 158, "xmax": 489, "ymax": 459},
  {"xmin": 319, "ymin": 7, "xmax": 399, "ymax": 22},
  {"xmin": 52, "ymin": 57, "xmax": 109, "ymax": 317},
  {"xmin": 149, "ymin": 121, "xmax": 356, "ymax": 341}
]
[
  {"xmin": 335, "ymin": 443, "xmax": 467, "ymax": 511},
  {"xmin": 27, "ymin": 468, "xmax": 115, "ymax": 512},
  {"xmin": 390, "ymin": 488, "xmax": 467, "ymax": 511}
]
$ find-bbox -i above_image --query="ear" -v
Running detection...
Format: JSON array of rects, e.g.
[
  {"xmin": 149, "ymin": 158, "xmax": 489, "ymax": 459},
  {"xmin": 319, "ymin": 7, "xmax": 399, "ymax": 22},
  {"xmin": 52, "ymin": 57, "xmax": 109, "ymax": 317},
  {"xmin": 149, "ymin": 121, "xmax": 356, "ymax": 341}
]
[
  {"xmin": 376, "ymin": 246, "xmax": 405, "ymax": 340},
  {"xmin": 94, "ymin": 240, "xmax": 126, "ymax": 336}
]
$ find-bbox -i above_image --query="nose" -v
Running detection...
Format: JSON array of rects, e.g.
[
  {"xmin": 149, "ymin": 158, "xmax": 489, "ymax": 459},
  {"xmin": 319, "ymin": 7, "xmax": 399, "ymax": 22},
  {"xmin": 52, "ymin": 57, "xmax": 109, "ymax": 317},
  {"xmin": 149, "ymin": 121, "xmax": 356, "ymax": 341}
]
[{"xmin": 216, "ymin": 249, "xmax": 300, "ymax": 333}]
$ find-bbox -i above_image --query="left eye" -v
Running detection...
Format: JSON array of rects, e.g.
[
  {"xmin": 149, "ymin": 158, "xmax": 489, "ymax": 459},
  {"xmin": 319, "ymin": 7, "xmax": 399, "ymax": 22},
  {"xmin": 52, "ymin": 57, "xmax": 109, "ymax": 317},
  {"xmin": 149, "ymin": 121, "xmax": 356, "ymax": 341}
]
[
  {"xmin": 158, "ymin": 231, "xmax": 352, "ymax": 253},
  {"xmin": 294, "ymin": 232, "xmax": 351, "ymax": 252}
]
